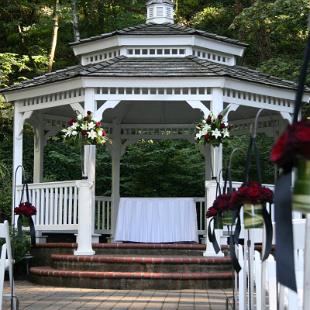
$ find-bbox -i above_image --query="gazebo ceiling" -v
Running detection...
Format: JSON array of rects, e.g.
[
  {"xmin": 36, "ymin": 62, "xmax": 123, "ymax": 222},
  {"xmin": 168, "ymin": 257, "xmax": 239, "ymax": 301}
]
[{"xmin": 101, "ymin": 100, "xmax": 204, "ymax": 124}]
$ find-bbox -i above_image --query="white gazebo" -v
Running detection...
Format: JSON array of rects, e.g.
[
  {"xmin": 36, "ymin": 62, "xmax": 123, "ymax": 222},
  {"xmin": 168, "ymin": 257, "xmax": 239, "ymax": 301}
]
[{"xmin": 2, "ymin": 0, "xmax": 309, "ymax": 256}]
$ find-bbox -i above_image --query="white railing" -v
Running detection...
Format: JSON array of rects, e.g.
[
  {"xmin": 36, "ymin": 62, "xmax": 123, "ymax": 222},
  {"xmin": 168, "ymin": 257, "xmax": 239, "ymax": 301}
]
[
  {"xmin": 94, "ymin": 196, "xmax": 206, "ymax": 236},
  {"xmin": 194, "ymin": 198, "xmax": 206, "ymax": 235},
  {"xmin": 94, "ymin": 196, "xmax": 112, "ymax": 234},
  {"xmin": 16, "ymin": 180, "xmax": 79, "ymax": 231}
]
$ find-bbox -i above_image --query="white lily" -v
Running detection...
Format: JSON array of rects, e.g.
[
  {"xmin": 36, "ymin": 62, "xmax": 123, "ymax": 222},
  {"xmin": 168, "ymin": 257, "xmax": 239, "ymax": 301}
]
[
  {"xmin": 222, "ymin": 128, "xmax": 230, "ymax": 138},
  {"xmin": 71, "ymin": 131, "xmax": 78, "ymax": 136},
  {"xmin": 88, "ymin": 122, "xmax": 96, "ymax": 130},
  {"xmin": 77, "ymin": 114, "xmax": 83, "ymax": 121},
  {"xmin": 71, "ymin": 122, "xmax": 79, "ymax": 130},
  {"xmin": 87, "ymin": 130, "xmax": 97, "ymax": 140},
  {"xmin": 212, "ymin": 128, "xmax": 222, "ymax": 139},
  {"xmin": 201, "ymin": 124, "xmax": 211, "ymax": 135},
  {"xmin": 195, "ymin": 132, "xmax": 202, "ymax": 140},
  {"xmin": 81, "ymin": 123, "xmax": 88, "ymax": 130}
]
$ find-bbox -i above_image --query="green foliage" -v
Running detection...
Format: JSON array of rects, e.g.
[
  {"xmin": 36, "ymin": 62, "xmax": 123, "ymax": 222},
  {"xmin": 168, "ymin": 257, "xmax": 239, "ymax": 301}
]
[
  {"xmin": 10, "ymin": 228, "xmax": 31, "ymax": 264},
  {"xmin": 120, "ymin": 140, "xmax": 205, "ymax": 197}
]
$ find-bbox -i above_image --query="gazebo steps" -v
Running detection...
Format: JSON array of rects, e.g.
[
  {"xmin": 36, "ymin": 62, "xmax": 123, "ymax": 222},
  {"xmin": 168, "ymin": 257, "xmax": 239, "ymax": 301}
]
[
  {"xmin": 31, "ymin": 243, "xmax": 206, "ymax": 266},
  {"xmin": 51, "ymin": 254, "xmax": 233, "ymax": 273},
  {"xmin": 30, "ymin": 243, "xmax": 234, "ymax": 289},
  {"xmin": 30, "ymin": 266, "xmax": 234, "ymax": 290}
]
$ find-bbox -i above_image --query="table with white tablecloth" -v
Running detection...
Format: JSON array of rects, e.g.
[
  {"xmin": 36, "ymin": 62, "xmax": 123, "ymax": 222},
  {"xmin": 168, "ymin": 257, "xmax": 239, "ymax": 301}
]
[{"xmin": 114, "ymin": 198, "xmax": 198, "ymax": 243}]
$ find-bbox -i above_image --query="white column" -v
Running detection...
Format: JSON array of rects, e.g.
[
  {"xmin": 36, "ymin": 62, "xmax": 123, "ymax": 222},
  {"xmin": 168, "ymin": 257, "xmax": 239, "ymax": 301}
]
[
  {"xmin": 74, "ymin": 180, "xmax": 95, "ymax": 255},
  {"xmin": 83, "ymin": 88, "xmax": 98, "ymax": 242},
  {"xmin": 33, "ymin": 123, "xmax": 45, "ymax": 183},
  {"xmin": 12, "ymin": 106, "xmax": 24, "ymax": 225},
  {"xmin": 210, "ymin": 88, "xmax": 224, "ymax": 179},
  {"xmin": 203, "ymin": 180, "xmax": 224, "ymax": 257},
  {"xmin": 111, "ymin": 121, "xmax": 121, "ymax": 240}
]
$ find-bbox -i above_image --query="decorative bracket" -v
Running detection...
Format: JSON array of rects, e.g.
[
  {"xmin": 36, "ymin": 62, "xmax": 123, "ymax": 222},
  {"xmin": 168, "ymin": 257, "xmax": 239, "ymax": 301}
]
[
  {"xmin": 280, "ymin": 111, "xmax": 293, "ymax": 123},
  {"xmin": 186, "ymin": 100, "xmax": 210, "ymax": 117},
  {"xmin": 70, "ymin": 103, "xmax": 84, "ymax": 115},
  {"xmin": 94, "ymin": 100, "xmax": 121, "ymax": 121},
  {"xmin": 225, "ymin": 103, "xmax": 239, "ymax": 121},
  {"xmin": 17, "ymin": 111, "xmax": 34, "ymax": 138}
]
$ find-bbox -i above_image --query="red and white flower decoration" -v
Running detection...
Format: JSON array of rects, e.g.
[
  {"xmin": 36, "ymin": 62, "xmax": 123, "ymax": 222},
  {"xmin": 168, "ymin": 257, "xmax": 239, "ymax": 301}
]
[
  {"xmin": 195, "ymin": 110, "xmax": 231, "ymax": 147},
  {"xmin": 61, "ymin": 111, "xmax": 110, "ymax": 145}
]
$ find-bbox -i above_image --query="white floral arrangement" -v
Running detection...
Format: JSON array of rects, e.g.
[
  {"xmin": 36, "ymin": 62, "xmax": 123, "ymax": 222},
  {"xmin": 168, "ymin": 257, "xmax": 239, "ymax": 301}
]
[
  {"xmin": 195, "ymin": 110, "xmax": 231, "ymax": 146},
  {"xmin": 61, "ymin": 111, "xmax": 110, "ymax": 145}
]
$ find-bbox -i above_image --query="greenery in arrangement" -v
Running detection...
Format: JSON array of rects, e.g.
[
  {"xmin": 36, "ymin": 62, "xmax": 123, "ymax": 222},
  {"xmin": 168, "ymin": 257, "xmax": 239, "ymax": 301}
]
[{"xmin": 0, "ymin": 0, "xmax": 309, "ymax": 223}]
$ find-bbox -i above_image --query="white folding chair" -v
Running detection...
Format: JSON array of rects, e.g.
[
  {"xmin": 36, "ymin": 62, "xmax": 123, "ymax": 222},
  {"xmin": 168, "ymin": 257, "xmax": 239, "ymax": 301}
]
[{"xmin": 0, "ymin": 221, "xmax": 18, "ymax": 310}]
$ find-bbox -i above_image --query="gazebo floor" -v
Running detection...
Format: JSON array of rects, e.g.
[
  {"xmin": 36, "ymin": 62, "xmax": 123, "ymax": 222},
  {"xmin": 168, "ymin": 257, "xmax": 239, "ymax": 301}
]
[{"xmin": 30, "ymin": 243, "xmax": 234, "ymax": 290}]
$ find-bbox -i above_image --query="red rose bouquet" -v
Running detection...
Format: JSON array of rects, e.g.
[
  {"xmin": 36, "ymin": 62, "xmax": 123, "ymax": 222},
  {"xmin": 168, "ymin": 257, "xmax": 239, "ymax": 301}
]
[
  {"xmin": 233, "ymin": 181, "xmax": 273, "ymax": 205},
  {"xmin": 271, "ymin": 119, "xmax": 310, "ymax": 171},
  {"xmin": 14, "ymin": 202, "xmax": 37, "ymax": 217}
]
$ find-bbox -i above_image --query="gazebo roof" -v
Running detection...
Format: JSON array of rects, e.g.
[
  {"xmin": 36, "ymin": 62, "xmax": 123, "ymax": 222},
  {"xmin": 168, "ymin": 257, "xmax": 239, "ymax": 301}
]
[
  {"xmin": 69, "ymin": 23, "xmax": 248, "ymax": 48},
  {"xmin": 2, "ymin": 56, "xmax": 301, "ymax": 93}
]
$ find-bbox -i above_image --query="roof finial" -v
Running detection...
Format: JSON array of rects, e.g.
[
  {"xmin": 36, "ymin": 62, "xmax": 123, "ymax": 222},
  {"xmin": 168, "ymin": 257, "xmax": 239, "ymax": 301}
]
[{"xmin": 146, "ymin": 0, "xmax": 174, "ymax": 24}]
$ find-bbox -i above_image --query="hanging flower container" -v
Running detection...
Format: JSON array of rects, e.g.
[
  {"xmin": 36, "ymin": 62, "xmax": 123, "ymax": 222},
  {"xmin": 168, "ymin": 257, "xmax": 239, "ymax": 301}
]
[
  {"xmin": 222, "ymin": 210, "xmax": 234, "ymax": 226},
  {"xmin": 232, "ymin": 182, "xmax": 273, "ymax": 229},
  {"xmin": 293, "ymin": 159, "xmax": 310, "ymax": 213},
  {"xmin": 243, "ymin": 203, "xmax": 264, "ymax": 229},
  {"xmin": 214, "ymin": 213, "xmax": 223, "ymax": 229},
  {"xmin": 271, "ymin": 119, "xmax": 310, "ymax": 213}
]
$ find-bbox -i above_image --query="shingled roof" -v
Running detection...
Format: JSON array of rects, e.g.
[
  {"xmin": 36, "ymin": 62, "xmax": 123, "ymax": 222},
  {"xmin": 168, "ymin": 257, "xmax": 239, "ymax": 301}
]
[
  {"xmin": 69, "ymin": 23, "xmax": 248, "ymax": 47},
  {"xmin": 2, "ymin": 56, "xmax": 300, "ymax": 93}
]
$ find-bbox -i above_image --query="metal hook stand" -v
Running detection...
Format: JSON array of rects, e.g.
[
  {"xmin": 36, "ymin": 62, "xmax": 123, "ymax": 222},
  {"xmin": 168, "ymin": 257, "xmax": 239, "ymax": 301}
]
[{"xmin": 10, "ymin": 165, "xmax": 24, "ymax": 310}]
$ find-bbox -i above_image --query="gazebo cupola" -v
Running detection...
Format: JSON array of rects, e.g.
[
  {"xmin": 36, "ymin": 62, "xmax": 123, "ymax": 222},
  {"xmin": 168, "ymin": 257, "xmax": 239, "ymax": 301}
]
[{"xmin": 146, "ymin": 0, "xmax": 174, "ymax": 24}]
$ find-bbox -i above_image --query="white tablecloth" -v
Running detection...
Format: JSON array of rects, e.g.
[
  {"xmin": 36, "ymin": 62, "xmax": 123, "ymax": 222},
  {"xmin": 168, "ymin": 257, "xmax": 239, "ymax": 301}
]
[{"xmin": 114, "ymin": 198, "xmax": 198, "ymax": 243}]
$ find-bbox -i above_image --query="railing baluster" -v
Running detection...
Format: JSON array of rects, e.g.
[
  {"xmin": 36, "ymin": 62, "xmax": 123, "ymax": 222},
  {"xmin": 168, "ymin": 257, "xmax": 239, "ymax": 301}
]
[
  {"xmin": 64, "ymin": 186, "xmax": 68, "ymax": 225},
  {"xmin": 73, "ymin": 185, "xmax": 78, "ymax": 224},
  {"xmin": 59, "ymin": 187, "xmax": 63, "ymax": 225},
  {"xmin": 40, "ymin": 189, "xmax": 44, "ymax": 226},
  {"xmin": 50, "ymin": 187, "xmax": 54, "ymax": 225},
  {"xmin": 54, "ymin": 187, "xmax": 59, "ymax": 225},
  {"xmin": 68, "ymin": 186, "xmax": 73, "ymax": 225},
  {"xmin": 45, "ymin": 188, "xmax": 49, "ymax": 225}
]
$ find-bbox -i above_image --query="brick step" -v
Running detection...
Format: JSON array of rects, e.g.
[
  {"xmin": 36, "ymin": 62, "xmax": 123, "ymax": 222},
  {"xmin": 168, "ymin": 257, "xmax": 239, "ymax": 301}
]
[
  {"xmin": 30, "ymin": 266, "xmax": 234, "ymax": 290},
  {"xmin": 31, "ymin": 243, "xmax": 206, "ymax": 266},
  {"xmin": 51, "ymin": 254, "xmax": 233, "ymax": 273}
]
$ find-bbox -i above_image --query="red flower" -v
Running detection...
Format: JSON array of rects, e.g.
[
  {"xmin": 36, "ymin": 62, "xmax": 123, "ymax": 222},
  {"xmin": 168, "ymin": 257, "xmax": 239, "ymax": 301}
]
[
  {"xmin": 218, "ymin": 115, "xmax": 223, "ymax": 120},
  {"xmin": 96, "ymin": 122, "xmax": 102, "ymax": 127},
  {"xmin": 235, "ymin": 182, "xmax": 273, "ymax": 204},
  {"xmin": 212, "ymin": 194, "xmax": 231, "ymax": 211},
  {"xmin": 206, "ymin": 207, "xmax": 217, "ymax": 218},
  {"xmin": 206, "ymin": 116, "xmax": 212, "ymax": 124},
  {"xmin": 14, "ymin": 202, "xmax": 37, "ymax": 216},
  {"xmin": 68, "ymin": 118, "xmax": 76, "ymax": 126},
  {"xmin": 81, "ymin": 130, "xmax": 87, "ymax": 137},
  {"xmin": 101, "ymin": 130, "xmax": 107, "ymax": 137},
  {"xmin": 271, "ymin": 120, "xmax": 310, "ymax": 171},
  {"xmin": 220, "ymin": 123, "xmax": 226, "ymax": 129}
]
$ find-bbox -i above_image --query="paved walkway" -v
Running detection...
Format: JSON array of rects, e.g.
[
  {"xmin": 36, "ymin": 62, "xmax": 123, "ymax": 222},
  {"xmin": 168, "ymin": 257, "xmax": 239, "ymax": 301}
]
[{"xmin": 3, "ymin": 281, "xmax": 234, "ymax": 309}]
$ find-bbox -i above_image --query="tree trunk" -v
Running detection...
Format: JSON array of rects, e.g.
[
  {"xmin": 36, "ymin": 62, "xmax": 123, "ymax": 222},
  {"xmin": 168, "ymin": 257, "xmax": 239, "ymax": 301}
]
[
  {"xmin": 48, "ymin": 0, "xmax": 59, "ymax": 73},
  {"xmin": 72, "ymin": 0, "xmax": 80, "ymax": 42}
]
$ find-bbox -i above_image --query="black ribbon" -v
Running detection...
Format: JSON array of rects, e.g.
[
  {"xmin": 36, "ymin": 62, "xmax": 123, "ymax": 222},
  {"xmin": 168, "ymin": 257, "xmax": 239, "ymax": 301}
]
[
  {"xmin": 208, "ymin": 217, "xmax": 220, "ymax": 254},
  {"xmin": 274, "ymin": 174, "xmax": 297, "ymax": 291},
  {"xmin": 234, "ymin": 214, "xmax": 241, "ymax": 244},
  {"xmin": 229, "ymin": 234, "xmax": 241, "ymax": 273},
  {"xmin": 262, "ymin": 205, "xmax": 273, "ymax": 261},
  {"xmin": 17, "ymin": 215, "xmax": 36, "ymax": 246}
]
